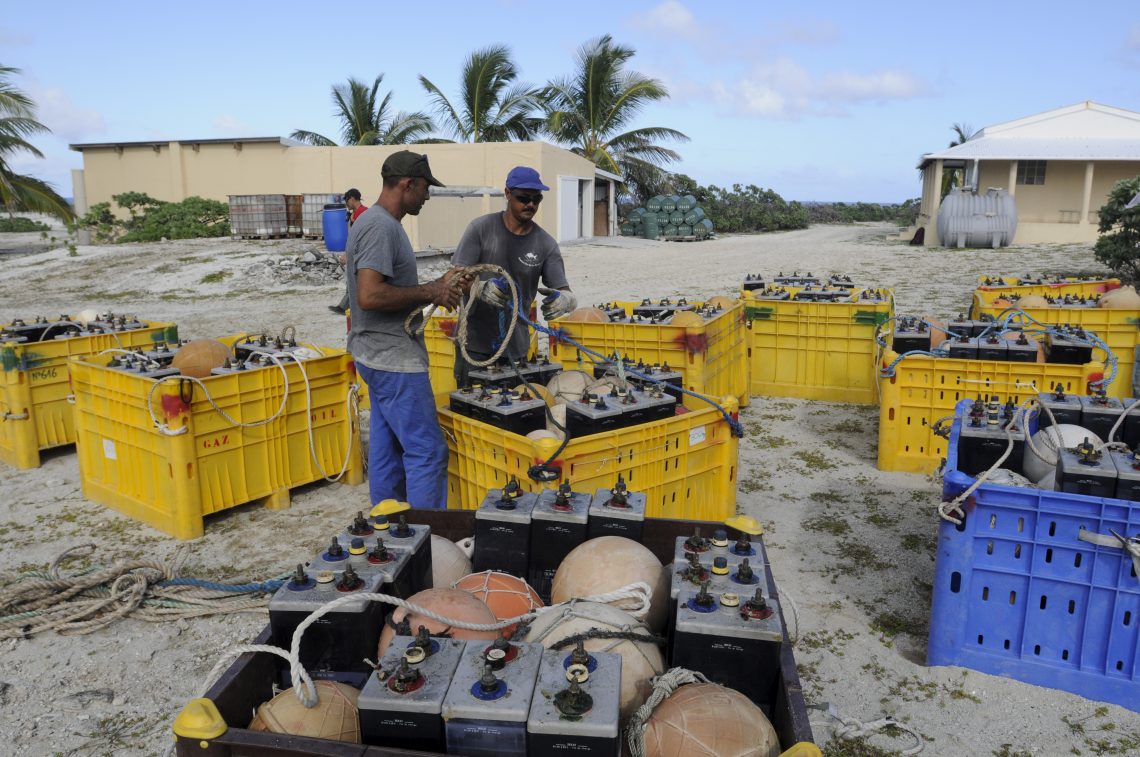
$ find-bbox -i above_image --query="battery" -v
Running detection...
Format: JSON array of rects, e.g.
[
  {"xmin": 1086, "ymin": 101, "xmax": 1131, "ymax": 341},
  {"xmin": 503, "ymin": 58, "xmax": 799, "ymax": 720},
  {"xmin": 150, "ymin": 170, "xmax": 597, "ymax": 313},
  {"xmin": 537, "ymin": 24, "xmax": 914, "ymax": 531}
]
[
  {"xmin": 614, "ymin": 385, "xmax": 676, "ymax": 427},
  {"xmin": 468, "ymin": 357, "xmax": 561, "ymax": 392},
  {"xmin": 594, "ymin": 303, "xmax": 627, "ymax": 320},
  {"xmin": 1122, "ymin": 399, "xmax": 1140, "ymax": 449},
  {"xmin": 527, "ymin": 647, "xmax": 621, "ymax": 756},
  {"xmin": 957, "ymin": 396, "xmax": 1025, "ymax": 476},
  {"xmin": 1109, "ymin": 449, "xmax": 1140, "ymax": 501},
  {"xmin": 1056, "ymin": 439, "xmax": 1117, "ymax": 498},
  {"xmin": 268, "ymin": 564, "xmax": 387, "ymax": 686},
  {"xmin": 1037, "ymin": 385, "xmax": 1082, "ymax": 429},
  {"xmin": 976, "ymin": 334, "xmax": 1008, "ymax": 361},
  {"xmin": 670, "ymin": 585, "xmax": 785, "ymax": 714},
  {"xmin": 441, "ymin": 639, "xmax": 542, "ymax": 757},
  {"xmin": 749, "ymin": 287, "xmax": 791, "ymax": 301},
  {"xmin": 669, "ymin": 551, "xmax": 765, "ymax": 602},
  {"xmin": 358, "ymin": 631, "xmax": 466, "ymax": 750},
  {"xmin": 1079, "ymin": 393, "xmax": 1124, "ymax": 442},
  {"xmin": 309, "ymin": 533, "xmax": 414, "ymax": 596},
  {"xmin": 947, "ymin": 335, "xmax": 978, "ymax": 360},
  {"xmin": 948, "ymin": 314, "xmax": 985, "ymax": 338},
  {"xmin": 828, "ymin": 274, "xmax": 856, "ymax": 289},
  {"xmin": 742, "ymin": 274, "xmax": 766, "ymax": 291},
  {"xmin": 1046, "ymin": 329, "xmax": 1094, "ymax": 365},
  {"xmin": 385, "ymin": 515, "xmax": 434, "ymax": 594},
  {"xmin": 587, "ymin": 476, "xmax": 647, "ymax": 541},
  {"xmin": 892, "ymin": 318, "xmax": 931, "ymax": 354},
  {"xmin": 773, "ymin": 271, "xmax": 821, "ymax": 286},
  {"xmin": 473, "ymin": 479, "xmax": 539, "ymax": 577},
  {"xmin": 1005, "ymin": 332, "xmax": 1039, "ymax": 363},
  {"xmin": 529, "ymin": 483, "xmax": 591, "ymax": 604},
  {"xmin": 565, "ymin": 392, "xmax": 625, "ymax": 437}
]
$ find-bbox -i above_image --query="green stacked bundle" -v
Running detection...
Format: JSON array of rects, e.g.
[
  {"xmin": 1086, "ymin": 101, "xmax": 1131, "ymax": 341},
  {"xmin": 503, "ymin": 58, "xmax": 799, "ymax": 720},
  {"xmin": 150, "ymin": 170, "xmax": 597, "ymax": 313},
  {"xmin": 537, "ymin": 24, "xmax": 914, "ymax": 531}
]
[{"xmin": 621, "ymin": 194, "xmax": 715, "ymax": 240}]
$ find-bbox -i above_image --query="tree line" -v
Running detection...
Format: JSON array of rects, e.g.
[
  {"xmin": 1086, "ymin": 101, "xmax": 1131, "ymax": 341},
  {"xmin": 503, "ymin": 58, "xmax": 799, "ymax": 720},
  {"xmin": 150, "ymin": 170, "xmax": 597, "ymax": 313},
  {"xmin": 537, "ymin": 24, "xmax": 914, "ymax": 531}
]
[{"xmin": 289, "ymin": 36, "xmax": 687, "ymax": 205}]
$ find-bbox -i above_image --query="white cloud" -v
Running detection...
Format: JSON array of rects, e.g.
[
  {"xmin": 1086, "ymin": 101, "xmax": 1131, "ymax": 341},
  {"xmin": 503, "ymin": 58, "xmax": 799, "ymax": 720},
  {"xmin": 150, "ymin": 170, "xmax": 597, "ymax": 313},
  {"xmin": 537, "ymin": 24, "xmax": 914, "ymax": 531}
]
[
  {"xmin": 635, "ymin": 1, "xmax": 701, "ymax": 39},
  {"xmin": 24, "ymin": 85, "xmax": 105, "ymax": 141},
  {"xmin": 212, "ymin": 115, "xmax": 251, "ymax": 135},
  {"xmin": 712, "ymin": 58, "xmax": 928, "ymax": 118}
]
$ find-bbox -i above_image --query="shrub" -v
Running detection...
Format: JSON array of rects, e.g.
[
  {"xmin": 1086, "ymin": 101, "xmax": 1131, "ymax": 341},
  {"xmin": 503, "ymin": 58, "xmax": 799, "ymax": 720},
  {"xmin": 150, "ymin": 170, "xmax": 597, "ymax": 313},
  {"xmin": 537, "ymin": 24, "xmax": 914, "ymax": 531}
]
[
  {"xmin": 1094, "ymin": 176, "xmax": 1140, "ymax": 284},
  {"xmin": 0, "ymin": 216, "xmax": 50, "ymax": 233},
  {"xmin": 78, "ymin": 192, "xmax": 230, "ymax": 242}
]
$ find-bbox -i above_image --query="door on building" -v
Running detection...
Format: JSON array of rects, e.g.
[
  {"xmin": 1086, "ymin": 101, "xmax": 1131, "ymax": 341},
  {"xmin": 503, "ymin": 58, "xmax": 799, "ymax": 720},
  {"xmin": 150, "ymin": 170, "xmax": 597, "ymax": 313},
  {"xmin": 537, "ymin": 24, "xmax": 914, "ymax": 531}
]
[
  {"xmin": 558, "ymin": 177, "xmax": 590, "ymax": 242},
  {"xmin": 593, "ymin": 181, "xmax": 610, "ymax": 236}
]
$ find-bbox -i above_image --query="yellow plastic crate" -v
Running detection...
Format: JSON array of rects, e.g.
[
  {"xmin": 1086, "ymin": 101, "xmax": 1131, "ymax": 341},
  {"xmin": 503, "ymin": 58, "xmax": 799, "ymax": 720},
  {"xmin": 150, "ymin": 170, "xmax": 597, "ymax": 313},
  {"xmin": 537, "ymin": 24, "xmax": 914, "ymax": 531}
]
[
  {"xmin": 549, "ymin": 300, "xmax": 749, "ymax": 410},
  {"xmin": 70, "ymin": 336, "xmax": 364, "ymax": 539},
  {"xmin": 0, "ymin": 320, "xmax": 178, "ymax": 469},
  {"xmin": 353, "ymin": 307, "xmax": 539, "ymax": 410},
  {"xmin": 973, "ymin": 276, "xmax": 1119, "ymax": 299},
  {"xmin": 438, "ymin": 400, "xmax": 739, "ymax": 520},
  {"xmin": 742, "ymin": 289, "xmax": 894, "ymax": 405},
  {"xmin": 968, "ymin": 296, "xmax": 1139, "ymax": 399},
  {"xmin": 876, "ymin": 349, "xmax": 1105, "ymax": 473}
]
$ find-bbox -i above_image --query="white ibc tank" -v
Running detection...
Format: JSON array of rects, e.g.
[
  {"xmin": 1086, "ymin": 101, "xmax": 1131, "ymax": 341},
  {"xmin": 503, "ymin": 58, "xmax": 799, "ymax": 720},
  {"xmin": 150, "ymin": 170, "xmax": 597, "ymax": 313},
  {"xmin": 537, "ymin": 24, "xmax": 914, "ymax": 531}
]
[{"xmin": 937, "ymin": 187, "xmax": 1018, "ymax": 248}]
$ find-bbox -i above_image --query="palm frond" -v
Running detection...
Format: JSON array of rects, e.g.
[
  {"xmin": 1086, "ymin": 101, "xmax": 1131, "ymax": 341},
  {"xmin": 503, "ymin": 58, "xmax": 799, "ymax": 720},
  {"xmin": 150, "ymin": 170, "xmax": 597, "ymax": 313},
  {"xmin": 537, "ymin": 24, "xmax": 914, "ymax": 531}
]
[{"xmin": 288, "ymin": 130, "xmax": 337, "ymax": 146}]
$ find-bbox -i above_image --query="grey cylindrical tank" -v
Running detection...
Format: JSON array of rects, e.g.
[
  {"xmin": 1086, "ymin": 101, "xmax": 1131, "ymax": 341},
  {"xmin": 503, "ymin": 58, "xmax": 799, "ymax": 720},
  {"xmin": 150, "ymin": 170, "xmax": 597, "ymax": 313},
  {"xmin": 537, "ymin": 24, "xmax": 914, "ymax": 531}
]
[{"xmin": 936, "ymin": 187, "xmax": 1018, "ymax": 248}]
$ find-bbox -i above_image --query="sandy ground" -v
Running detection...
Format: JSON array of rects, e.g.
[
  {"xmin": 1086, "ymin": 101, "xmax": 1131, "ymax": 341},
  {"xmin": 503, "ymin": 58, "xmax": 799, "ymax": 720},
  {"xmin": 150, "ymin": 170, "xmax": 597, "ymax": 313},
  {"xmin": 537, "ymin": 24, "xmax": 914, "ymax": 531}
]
[{"xmin": 1, "ymin": 222, "xmax": 1138, "ymax": 756}]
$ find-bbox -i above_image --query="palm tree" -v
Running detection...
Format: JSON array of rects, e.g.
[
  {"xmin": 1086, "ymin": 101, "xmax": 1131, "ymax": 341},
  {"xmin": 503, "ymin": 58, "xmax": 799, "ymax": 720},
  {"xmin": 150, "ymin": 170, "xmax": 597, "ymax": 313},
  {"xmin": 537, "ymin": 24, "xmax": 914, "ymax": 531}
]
[
  {"xmin": 543, "ymin": 35, "xmax": 688, "ymax": 201},
  {"xmin": 941, "ymin": 122, "xmax": 978, "ymax": 198},
  {"xmin": 418, "ymin": 45, "xmax": 544, "ymax": 142},
  {"xmin": 0, "ymin": 65, "xmax": 73, "ymax": 220},
  {"xmin": 290, "ymin": 75, "xmax": 435, "ymax": 146}
]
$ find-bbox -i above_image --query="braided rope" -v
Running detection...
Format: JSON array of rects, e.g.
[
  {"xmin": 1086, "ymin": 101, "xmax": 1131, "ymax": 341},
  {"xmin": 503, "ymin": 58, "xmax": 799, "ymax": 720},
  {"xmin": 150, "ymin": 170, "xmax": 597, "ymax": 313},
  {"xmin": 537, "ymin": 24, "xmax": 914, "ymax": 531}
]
[{"xmin": 625, "ymin": 667, "xmax": 710, "ymax": 757}]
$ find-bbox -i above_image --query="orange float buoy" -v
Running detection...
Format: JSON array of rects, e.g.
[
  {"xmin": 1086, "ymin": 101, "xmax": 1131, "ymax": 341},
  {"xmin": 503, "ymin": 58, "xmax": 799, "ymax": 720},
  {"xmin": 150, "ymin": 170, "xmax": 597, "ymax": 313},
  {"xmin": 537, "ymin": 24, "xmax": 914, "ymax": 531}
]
[
  {"xmin": 561, "ymin": 307, "xmax": 609, "ymax": 323},
  {"xmin": 171, "ymin": 338, "xmax": 231, "ymax": 378},
  {"xmin": 248, "ymin": 681, "xmax": 361, "ymax": 743},
  {"xmin": 551, "ymin": 536, "xmax": 670, "ymax": 632},
  {"xmin": 377, "ymin": 588, "xmax": 498, "ymax": 658},
  {"xmin": 641, "ymin": 682, "xmax": 780, "ymax": 757},
  {"xmin": 452, "ymin": 570, "xmax": 543, "ymax": 637}
]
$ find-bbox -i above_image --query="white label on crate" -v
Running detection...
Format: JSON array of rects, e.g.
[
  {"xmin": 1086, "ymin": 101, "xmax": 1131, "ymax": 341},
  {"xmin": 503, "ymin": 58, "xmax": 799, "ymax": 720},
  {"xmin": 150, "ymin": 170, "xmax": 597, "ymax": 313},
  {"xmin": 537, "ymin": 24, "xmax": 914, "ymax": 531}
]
[
  {"xmin": 102, "ymin": 439, "xmax": 117, "ymax": 460},
  {"xmin": 689, "ymin": 426, "xmax": 707, "ymax": 446}
]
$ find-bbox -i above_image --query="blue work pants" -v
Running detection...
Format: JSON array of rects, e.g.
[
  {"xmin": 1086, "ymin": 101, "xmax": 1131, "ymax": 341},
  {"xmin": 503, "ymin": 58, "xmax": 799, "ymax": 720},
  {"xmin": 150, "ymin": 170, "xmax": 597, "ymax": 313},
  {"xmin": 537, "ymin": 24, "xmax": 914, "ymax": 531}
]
[{"xmin": 356, "ymin": 364, "xmax": 448, "ymax": 509}]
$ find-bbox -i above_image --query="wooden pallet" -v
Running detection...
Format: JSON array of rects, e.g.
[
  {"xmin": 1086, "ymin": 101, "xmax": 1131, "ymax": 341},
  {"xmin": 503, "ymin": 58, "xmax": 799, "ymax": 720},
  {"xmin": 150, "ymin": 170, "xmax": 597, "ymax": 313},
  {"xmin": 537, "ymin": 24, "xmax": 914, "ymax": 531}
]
[
  {"xmin": 662, "ymin": 235, "xmax": 702, "ymax": 242},
  {"xmin": 231, "ymin": 233, "xmax": 292, "ymax": 241}
]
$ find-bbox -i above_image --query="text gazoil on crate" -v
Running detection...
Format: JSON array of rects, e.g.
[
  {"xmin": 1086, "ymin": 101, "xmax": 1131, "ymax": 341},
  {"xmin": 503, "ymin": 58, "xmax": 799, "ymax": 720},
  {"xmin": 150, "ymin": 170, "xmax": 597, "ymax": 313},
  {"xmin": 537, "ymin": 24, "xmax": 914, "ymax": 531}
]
[
  {"xmin": 876, "ymin": 350, "xmax": 1105, "ymax": 474},
  {"xmin": 969, "ymin": 295, "xmax": 1140, "ymax": 400},
  {"xmin": 743, "ymin": 289, "xmax": 893, "ymax": 405},
  {"xmin": 930, "ymin": 405, "xmax": 1140, "ymax": 712},
  {"xmin": 70, "ymin": 336, "xmax": 363, "ymax": 539},
  {"xmin": 0, "ymin": 320, "xmax": 178, "ymax": 469},
  {"xmin": 438, "ymin": 400, "xmax": 739, "ymax": 521},
  {"xmin": 549, "ymin": 300, "xmax": 749, "ymax": 410}
]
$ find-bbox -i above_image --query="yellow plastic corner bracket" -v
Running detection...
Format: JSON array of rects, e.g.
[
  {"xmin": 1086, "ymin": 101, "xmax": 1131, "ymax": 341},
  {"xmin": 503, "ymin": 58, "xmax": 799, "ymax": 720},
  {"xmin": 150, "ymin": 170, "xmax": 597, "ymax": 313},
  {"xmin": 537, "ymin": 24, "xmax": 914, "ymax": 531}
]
[
  {"xmin": 725, "ymin": 514, "xmax": 764, "ymax": 535},
  {"xmin": 370, "ymin": 498, "xmax": 411, "ymax": 518},
  {"xmin": 778, "ymin": 742, "xmax": 823, "ymax": 757},
  {"xmin": 172, "ymin": 697, "xmax": 227, "ymax": 741}
]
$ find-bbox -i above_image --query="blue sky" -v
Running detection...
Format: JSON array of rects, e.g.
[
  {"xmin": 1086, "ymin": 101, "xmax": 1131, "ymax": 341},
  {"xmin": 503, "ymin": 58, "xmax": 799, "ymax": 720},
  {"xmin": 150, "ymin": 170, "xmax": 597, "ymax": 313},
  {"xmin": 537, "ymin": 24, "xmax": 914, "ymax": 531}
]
[{"xmin": 4, "ymin": 1, "xmax": 1139, "ymax": 203}]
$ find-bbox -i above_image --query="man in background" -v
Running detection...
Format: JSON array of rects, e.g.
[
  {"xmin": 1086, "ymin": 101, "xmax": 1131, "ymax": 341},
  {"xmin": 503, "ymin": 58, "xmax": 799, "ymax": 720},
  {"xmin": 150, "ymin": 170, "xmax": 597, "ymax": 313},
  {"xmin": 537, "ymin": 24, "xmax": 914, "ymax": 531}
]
[{"xmin": 329, "ymin": 188, "xmax": 368, "ymax": 314}]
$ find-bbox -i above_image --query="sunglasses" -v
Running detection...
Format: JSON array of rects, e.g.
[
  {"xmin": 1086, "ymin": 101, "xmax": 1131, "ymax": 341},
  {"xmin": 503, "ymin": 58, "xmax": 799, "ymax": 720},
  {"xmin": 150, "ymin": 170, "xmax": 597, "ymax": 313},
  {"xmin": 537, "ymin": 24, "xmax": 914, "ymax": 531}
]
[{"xmin": 510, "ymin": 190, "xmax": 543, "ymax": 206}]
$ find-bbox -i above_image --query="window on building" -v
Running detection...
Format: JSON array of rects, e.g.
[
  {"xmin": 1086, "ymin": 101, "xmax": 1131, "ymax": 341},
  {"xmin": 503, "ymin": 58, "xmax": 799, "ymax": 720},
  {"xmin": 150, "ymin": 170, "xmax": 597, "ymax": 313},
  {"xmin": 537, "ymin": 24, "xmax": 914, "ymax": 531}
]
[{"xmin": 1016, "ymin": 160, "xmax": 1047, "ymax": 185}]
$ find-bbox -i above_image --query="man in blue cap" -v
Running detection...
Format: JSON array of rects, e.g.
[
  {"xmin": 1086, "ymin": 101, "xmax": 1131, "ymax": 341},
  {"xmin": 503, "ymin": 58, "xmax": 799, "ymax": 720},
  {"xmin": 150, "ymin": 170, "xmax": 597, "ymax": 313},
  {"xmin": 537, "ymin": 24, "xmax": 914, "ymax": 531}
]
[{"xmin": 452, "ymin": 165, "xmax": 577, "ymax": 385}]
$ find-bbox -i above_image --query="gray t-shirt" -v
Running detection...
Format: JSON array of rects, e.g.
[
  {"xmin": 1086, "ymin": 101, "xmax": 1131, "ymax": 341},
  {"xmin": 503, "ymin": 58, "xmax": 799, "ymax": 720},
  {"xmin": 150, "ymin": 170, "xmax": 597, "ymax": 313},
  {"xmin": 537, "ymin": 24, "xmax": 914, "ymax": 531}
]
[
  {"xmin": 346, "ymin": 206, "xmax": 428, "ymax": 373},
  {"xmin": 452, "ymin": 212, "xmax": 569, "ymax": 359}
]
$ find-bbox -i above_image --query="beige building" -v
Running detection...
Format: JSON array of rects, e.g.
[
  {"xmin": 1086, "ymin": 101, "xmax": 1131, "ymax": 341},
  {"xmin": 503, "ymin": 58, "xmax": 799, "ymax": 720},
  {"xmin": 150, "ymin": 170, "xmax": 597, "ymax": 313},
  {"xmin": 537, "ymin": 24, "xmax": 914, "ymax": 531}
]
[
  {"xmin": 68, "ymin": 139, "xmax": 620, "ymax": 249},
  {"xmin": 910, "ymin": 101, "xmax": 1140, "ymax": 246}
]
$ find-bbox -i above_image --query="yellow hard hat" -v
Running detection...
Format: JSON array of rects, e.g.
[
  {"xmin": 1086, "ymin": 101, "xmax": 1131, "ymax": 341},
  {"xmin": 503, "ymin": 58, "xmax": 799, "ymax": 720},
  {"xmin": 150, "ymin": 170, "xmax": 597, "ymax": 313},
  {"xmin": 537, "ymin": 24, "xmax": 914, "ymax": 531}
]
[
  {"xmin": 725, "ymin": 515, "xmax": 764, "ymax": 535},
  {"xmin": 370, "ymin": 498, "xmax": 411, "ymax": 517}
]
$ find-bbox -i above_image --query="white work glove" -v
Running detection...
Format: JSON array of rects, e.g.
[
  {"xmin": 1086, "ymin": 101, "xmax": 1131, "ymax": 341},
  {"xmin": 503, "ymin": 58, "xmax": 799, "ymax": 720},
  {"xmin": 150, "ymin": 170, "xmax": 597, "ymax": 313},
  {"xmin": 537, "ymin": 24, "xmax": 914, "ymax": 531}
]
[
  {"xmin": 471, "ymin": 276, "xmax": 511, "ymax": 309},
  {"xmin": 539, "ymin": 287, "xmax": 577, "ymax": 320}
]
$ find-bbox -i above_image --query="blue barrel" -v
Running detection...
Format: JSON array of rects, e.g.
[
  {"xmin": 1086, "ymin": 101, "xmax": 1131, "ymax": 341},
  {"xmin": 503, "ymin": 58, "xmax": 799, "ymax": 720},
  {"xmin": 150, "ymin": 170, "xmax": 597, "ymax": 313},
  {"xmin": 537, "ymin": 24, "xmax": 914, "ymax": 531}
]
[{"xmin": 322, "ymin": 203, "xmax": 348, "ymax": 252}]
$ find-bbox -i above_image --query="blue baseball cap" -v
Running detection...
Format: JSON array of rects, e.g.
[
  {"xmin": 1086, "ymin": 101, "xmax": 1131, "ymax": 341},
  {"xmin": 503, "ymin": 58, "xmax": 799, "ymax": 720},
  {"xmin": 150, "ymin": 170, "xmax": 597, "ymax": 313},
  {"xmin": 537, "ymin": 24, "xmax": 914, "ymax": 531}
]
[{"xmin": 505, "ymin": 166, "xmax": 549, "ymax": 191}]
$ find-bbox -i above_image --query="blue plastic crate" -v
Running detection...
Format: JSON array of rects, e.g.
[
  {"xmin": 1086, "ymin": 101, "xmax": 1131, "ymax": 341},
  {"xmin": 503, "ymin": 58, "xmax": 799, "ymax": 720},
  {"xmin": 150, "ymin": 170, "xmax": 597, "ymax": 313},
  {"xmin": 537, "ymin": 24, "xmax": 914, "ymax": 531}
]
[{"xmin": 931, "ymin": 399, "xmax": 1140, "ymax": 711}]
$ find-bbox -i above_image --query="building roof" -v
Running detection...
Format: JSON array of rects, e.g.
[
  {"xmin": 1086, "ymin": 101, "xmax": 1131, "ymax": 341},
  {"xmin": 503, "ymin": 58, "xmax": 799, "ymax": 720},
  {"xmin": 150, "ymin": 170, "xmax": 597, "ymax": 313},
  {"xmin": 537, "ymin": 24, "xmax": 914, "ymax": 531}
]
[
  {"xmin": 70, "ymin": 136, "xmax": 301, "ymax": 151},
  {"xmin": 918, "ymin": 101, "xmax": 1140, "ymax": 168}
]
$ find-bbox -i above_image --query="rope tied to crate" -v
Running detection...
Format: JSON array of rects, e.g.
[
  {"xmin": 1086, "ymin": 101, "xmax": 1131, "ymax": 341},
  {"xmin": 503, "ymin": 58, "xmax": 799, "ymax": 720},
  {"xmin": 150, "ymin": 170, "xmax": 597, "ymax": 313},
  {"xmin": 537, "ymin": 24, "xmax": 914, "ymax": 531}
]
[
  {"xmin": 0, "ymin": 544, "xmax": 283, "ymax": 640},
  {"xmin": 624, "ymin": 667, "xmax": 710, "ymax": 757},
  {"xmin": 1077, "ymin": 528, "xmax": 1140, "ymax": 586}
]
